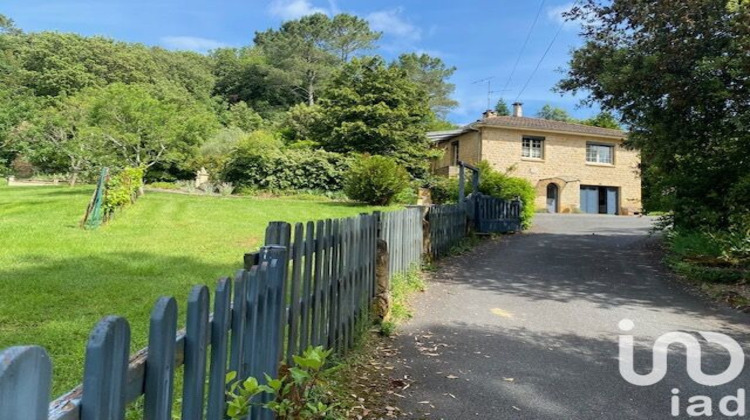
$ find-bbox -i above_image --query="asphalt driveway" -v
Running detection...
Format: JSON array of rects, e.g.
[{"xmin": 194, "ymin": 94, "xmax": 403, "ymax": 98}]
[{"xmin": 392, "ymin": 214, "xmax": 750, "ymax": 419}]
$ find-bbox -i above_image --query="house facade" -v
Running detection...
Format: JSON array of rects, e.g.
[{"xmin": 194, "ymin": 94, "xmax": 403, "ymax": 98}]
[{"xmin": 429, "ymin": 104, "xmax": 642, "ymax": 215}]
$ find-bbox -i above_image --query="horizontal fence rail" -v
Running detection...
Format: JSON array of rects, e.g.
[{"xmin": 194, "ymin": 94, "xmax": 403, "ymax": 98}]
[{"xmin": 0, "ymin": 200, "xmax": 524, "ymax": 419}]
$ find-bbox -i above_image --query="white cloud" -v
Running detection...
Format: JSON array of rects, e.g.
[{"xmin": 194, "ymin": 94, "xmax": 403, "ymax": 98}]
[
  {"xmin": 366, "ymin": 8, "xmax": 421, "ymax": 42},
  {"xmin": 160, "ymin": 36, "xmax": 227, "ymax": 52},
  {"xmin": 268, "ymin": 0, "xmax": 327, "ymax": 20},
  {"xmin": 547, "ymin": 2, "xmax": 576, "ymax": 28}
]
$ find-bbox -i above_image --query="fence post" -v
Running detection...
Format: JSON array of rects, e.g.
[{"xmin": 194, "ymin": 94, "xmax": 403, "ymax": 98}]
[
  {"xmin": 0, "ymin": 346, "xmax": 51, "ymax": 420},
  {"xmin": 373, "ymin": 239, "xmax": 390, "ymax": 321}
]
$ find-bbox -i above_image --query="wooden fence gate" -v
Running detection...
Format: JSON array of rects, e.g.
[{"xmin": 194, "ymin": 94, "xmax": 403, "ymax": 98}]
[{"xmin": 469, "ymin": 194, "xmax": 523, "ymax": 234}]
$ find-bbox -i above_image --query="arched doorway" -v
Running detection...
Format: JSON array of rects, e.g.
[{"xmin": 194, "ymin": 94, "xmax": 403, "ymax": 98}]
[{"xmin": 546, "ymin": 183, "xmax": 559, "ymax": 213}]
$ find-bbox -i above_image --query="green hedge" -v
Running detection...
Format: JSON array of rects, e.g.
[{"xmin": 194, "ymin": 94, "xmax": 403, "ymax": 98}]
[
  {"xmin": 104, "ymin": 167, "xmax": 144, "ymax": 218},
  {"xmin": 222, "ymin": 148, "xmax": 352, "ymax": 192}
]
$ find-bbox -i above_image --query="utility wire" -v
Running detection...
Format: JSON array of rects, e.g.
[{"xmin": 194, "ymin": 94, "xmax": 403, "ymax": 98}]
[
  {"xmin": 501, "ymin": 0, "xmax": 547, "ymax": 97},
  {"xmin": 515, "ymin": 1, "xmax": 578, "ymax": 102}
]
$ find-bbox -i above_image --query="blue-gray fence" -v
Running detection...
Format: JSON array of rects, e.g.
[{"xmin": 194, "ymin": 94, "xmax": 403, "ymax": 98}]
[
  {"xmin": 427, "ymin": 203, "xmax": 467, "ymax": 258},
  {"xmin": 472, "ymin": 194, "xmax": 523, "ymax": 234},
  {"xmin": 0, "ymin": 199, "xmax": 521, "ymax": 419},
  {"xmin": 380, "ymin": 208, "xmax": 423, "ymax": 277}
]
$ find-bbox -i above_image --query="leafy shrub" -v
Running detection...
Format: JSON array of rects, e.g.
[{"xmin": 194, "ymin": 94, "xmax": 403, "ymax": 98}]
[
  {"xmin": 343, "ymin": 155, "xmax": 409, "ymax": 205},
  {"xmin": 428, "ymin": 176, "xmax": 459, "ymax": 204},
  {"xmin": 476, "ymin": 161, "xmax": 535, "ymax": 229},
  {"xmin": 218, "ymin": 182, "xmax": 234, "ymax": 196},
  {"xmin": 103, "ymin": 167, "xmax": 143, "ymax": 218},
  {"xmin": 147, "ymin": 181, "xmax": 179, "ymax": 190},
  {"xmin": 223, "ymin": 148, "xmax": 352, "ymax": 192},
  {"xmin": 226, "ymin": 346, "xmax": 339, "ymax": 420},
  {"xmin": 176, "ymin": 180, "xmax": 196, "ymax": 193}
]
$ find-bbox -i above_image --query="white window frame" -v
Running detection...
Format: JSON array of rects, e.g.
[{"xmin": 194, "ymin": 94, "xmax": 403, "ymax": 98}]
[
  {"xmin": 522, "ymin": 136, "xmax": 544, "ymax": 159},
  {"xmin": 586, "ymin": 143, "xmax": 615, "ymax": 164}
]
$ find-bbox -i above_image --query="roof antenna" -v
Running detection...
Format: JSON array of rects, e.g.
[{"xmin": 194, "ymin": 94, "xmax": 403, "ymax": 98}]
[{"xmin": 473, "ymin": 76, "xmax": 512, "ymax": 111}]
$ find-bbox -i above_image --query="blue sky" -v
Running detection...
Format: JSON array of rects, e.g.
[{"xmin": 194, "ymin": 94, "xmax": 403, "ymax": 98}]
[{"xmin": 3, "ymin": 0, "xmax": 597, "ymax": 124}]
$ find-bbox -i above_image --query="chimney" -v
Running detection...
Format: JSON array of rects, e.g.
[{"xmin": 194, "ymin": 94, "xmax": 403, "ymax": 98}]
[
  {"xmin": 512, "ymin": 102, "xmax": 523, "ymax": 117},
  {"xmin": 482, "ymin": 109, "xmax": 497, "ymax": 119}
]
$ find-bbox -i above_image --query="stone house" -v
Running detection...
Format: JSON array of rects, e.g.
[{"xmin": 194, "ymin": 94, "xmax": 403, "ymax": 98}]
[{"xmin": 429, "ymin": 103, "xmax": 642, "ymax": 215}]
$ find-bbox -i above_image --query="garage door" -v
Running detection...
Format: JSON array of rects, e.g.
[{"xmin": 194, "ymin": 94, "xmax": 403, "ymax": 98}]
[
  {"xmin": 580, "ymin": 186, "xmax": 619, "ymax": 215},
  {"xmin": 580, "ymin": 186, "xmax": 598, "ymax": 214}
]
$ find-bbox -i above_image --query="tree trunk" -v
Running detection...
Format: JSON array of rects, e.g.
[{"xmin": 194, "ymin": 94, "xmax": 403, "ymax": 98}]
[
  {"xmin": 308, "ymin": 79, "xmax": 315, "ymax": 106},
  {"xmin": 68, "ymin": 170, "xmax": 79, "ymax": 187}
]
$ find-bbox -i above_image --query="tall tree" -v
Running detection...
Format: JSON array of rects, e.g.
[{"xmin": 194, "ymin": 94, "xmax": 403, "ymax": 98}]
[
  {"xmin": 328, "ymin": 14, "xmax": 381, "ymax": 61},
  {"xmin": 558, "ymin": 0, "xmax": 750, "ymax": 229},
  {"xmin": 10, "ymin": 95, "xmax": 103, "ymax": 185},
  {"xmin": 317, "ymin": 57, "xmax": 432, "ymax": 177},
  {"xmin": 536, "ymin": 104, "xmax": 574, "ymax": 122},
  {"xmin": 494, "ymin": 99, "xmax": 511, "ymax": 116},
  {"xmin": 396, "ymin": 53, "xmax": 458, "ymax": 118},
  {"xmin": 254, "ymin": 14, "xmax": 337, "ymax": 106},
  {"xmin": 254, "ymin": 13, "xmax": 378, "ymax": 106},
  {"xmin": 581, "ymin": 112, "xmax": 621, "ymax": 129}
]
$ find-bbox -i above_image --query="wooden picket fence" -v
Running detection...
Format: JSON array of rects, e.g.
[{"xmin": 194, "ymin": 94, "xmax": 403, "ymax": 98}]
[
  {"xmin": 0, "ymin": 201, "xmax": 520, "ymax": 420},
  {"xmin": 427, "ymin": 203, "xmax": 467, "ymax": 258},
  {"xmin": 380, "ymin": 208, "xmax": 423, "ymax": 277},
  {"xmin": 2, "ymin": 246, "xmax": 288, "ymax": 420},
  {"xmin": 256, "ymin": 214, "xmax": 377, "ymax": 360}
]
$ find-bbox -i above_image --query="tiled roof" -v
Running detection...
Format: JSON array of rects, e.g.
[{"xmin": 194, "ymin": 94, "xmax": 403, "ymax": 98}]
[{"xmin": 479, "ymin": 116, "xmax": 625, "ymax": 138}]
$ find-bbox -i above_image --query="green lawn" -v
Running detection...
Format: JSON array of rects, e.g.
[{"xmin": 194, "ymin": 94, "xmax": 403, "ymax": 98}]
[{"xmin": 0, "ymin": 186, "xmax": 388, "ymax": 396}]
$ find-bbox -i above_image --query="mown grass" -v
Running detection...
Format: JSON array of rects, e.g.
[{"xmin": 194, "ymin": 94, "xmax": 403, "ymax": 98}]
[{"xmin": 0, "ymin": 186, "xmax": 389, "ymax": 396}]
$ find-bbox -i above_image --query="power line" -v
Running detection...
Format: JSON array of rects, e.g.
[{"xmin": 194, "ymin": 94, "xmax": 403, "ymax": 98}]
[
  {"xmin": 515, "ymin": 1, "xmax": 577, "ymax": 102},
  {"xmin": 501, "ymin": 0, "xmax": 547, "ymax": 97}
]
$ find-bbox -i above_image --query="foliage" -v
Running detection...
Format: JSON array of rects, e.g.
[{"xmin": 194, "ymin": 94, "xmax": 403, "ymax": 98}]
[
  {"xmin": 388, "ymin": 267, "xmax": 426, "ymax": 326},
  {"xmin": 343, "ymin": 155, "xmax": 409, "ymax": 205},
  {"xmin": 558, "ymin": 0, "xmax": 750, "ymax": 230},
  {"xmin": 226, "ymin": 346, "xmax": 340, "ymax": 420},
  {"xmin": 395, "ymin": 53, "xmax": 458, "ymax": 117},
  {"xmin": 254, "ymin": 13, "xmax": 379, "ymax": 106},
  {"xmin": 197, "ymin": 127, "xmax": 248, "ymax": 178},
  {"xmin": 317, "ymin": 57, "xmax": 433, "ymax": 177},
  {"xmin": 476, "ymin": 161, "xmax": 535, "ymax": 229},
  {"xmin": 224, "ymin": 101, "xmax": 263, "ymax": 132},
  {"xmin": 86, "ymin": 83, "xmax": 218, "ymax": 170},
  {"xmin": 494, "ymin": 99, "xmax": 511, "ymax": 116},
  {"xmin": 103, "ymin": 167, "xmax": 143, "ymax": 217},
  {"xmin": 536, "ymin": 104, "xmax": 574, "ymax": 122},
  {"xmin": 428, "ymin": 176, "xmax": 460, "ymax": 205},
  {"xmin": 279, "ymin": 103, "xmax": 326, "ymax": 144},
  {"xmin": 224, "ymin": 147, "xmax": 352, "ymax": 192},
  {"xmin": 581, "ymin": 111, "xmax": 620, "ymax": 129}
]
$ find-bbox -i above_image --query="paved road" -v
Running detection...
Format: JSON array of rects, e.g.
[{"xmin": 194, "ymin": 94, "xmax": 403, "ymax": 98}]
[{"xmin": 393, "ymin": 214, "xmax": 750, "ymax": 419}]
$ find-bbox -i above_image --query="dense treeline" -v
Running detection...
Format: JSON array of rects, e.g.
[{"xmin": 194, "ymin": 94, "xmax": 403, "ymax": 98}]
[{"xmin": 0, "ymin": 12, "xmax": 457, "ymax": 187}]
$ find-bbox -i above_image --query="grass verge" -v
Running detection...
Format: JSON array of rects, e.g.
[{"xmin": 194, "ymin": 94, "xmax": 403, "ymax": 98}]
[{"xmin": 664, "ymin": 229, "xmax": 750, "ymax": 310}]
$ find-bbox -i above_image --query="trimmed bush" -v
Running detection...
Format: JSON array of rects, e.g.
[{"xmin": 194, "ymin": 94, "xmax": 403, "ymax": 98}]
[
  {"xmin": 223, "ymin": 148, "xmax": 352, "ymax": 192},
  {"xmin": 344, "ymin": 155, "xmax": 409, "ymax": 205}
]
